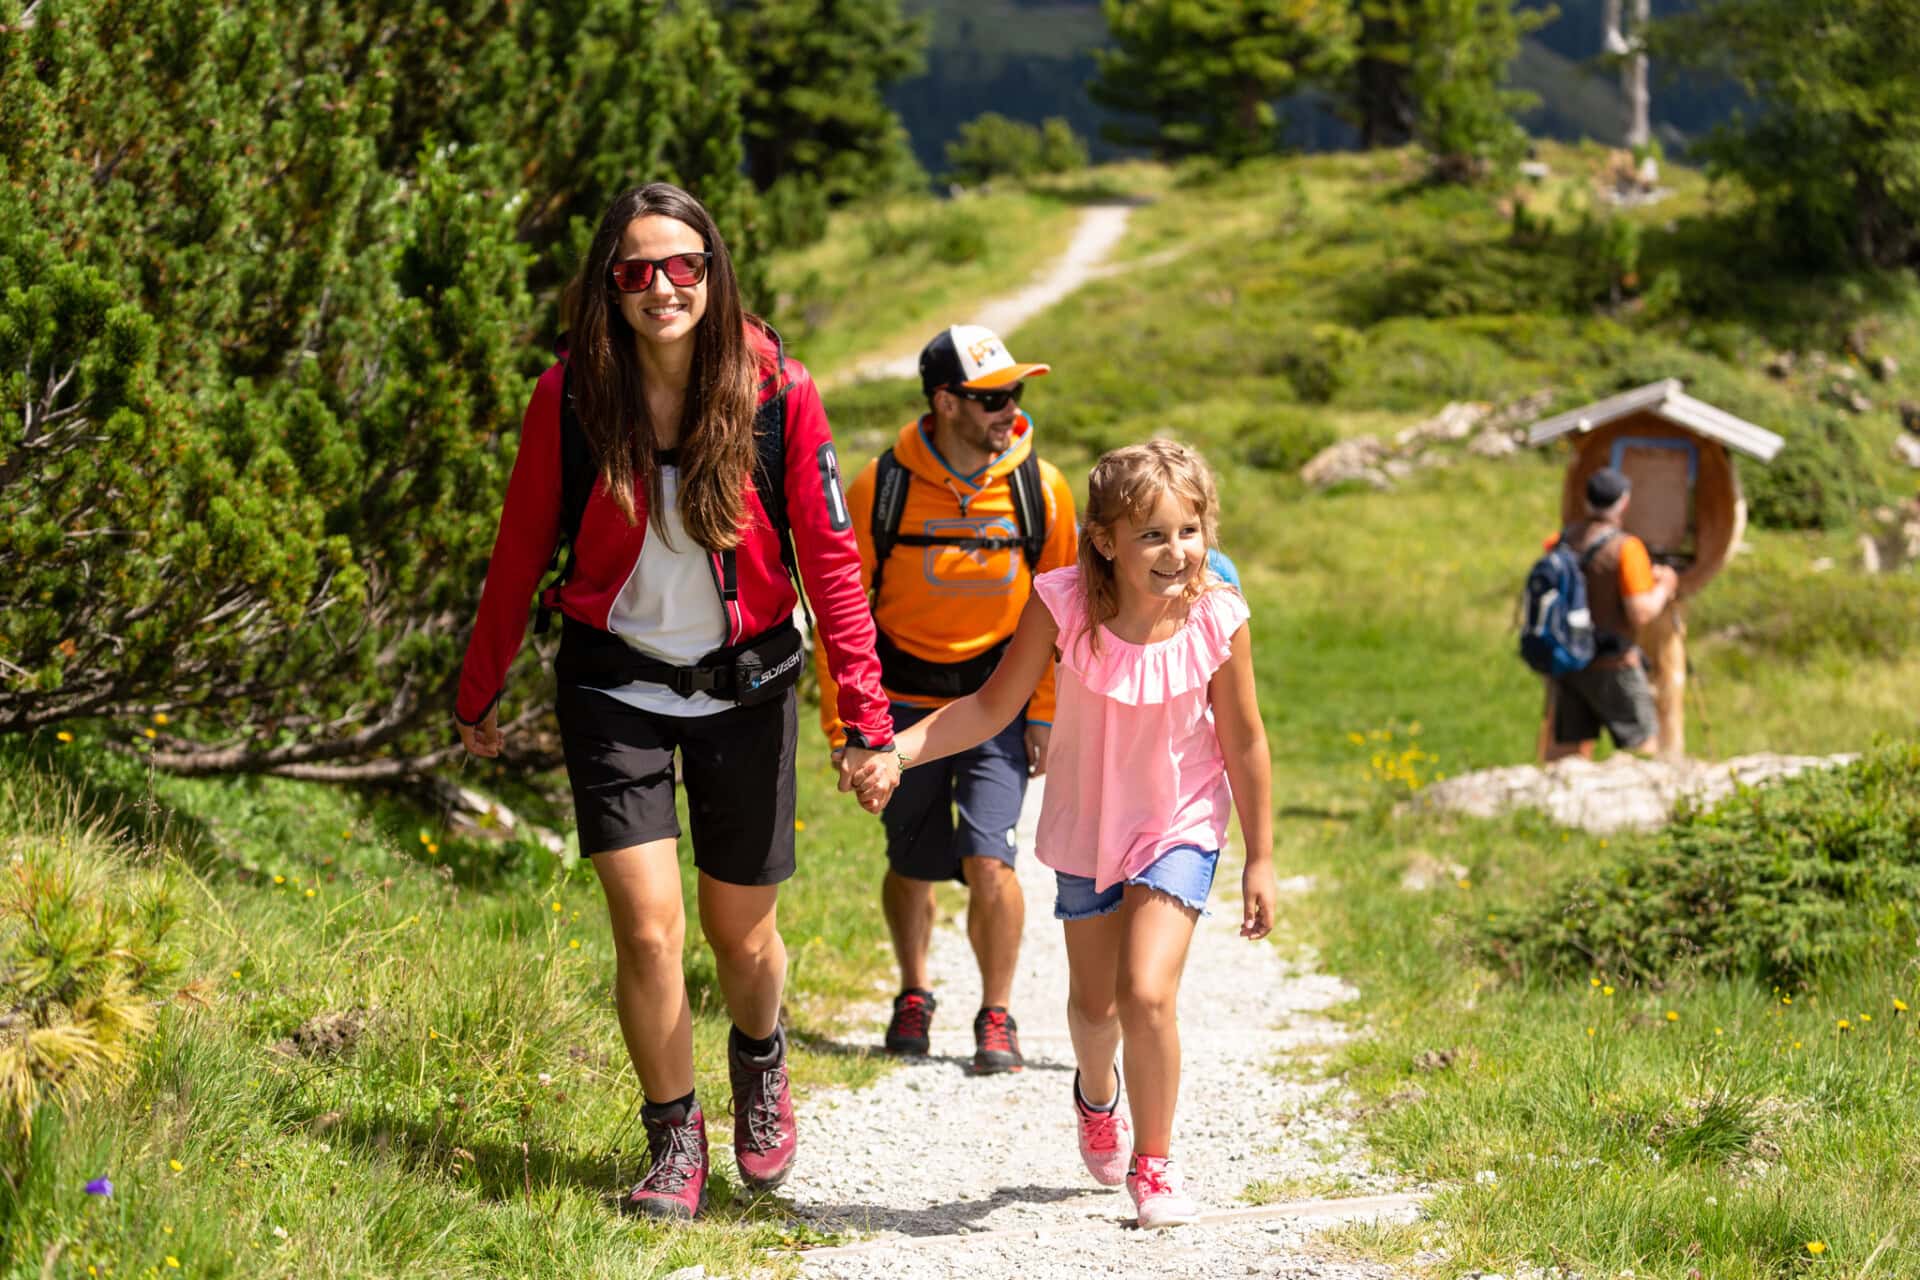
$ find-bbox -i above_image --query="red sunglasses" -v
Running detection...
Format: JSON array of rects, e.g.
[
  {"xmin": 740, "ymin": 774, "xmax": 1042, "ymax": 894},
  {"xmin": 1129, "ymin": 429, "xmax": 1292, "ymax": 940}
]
[{"xmin": 609, "ymin": 251, "xmax": 712, "ymax": 293}]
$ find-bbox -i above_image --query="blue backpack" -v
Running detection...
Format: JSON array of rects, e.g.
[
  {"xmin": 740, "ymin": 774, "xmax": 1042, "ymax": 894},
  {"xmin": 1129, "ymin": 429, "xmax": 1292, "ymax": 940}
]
[{"xmin": 1518, "ymin": 529, "xmax": 1617, "ymax": 677}]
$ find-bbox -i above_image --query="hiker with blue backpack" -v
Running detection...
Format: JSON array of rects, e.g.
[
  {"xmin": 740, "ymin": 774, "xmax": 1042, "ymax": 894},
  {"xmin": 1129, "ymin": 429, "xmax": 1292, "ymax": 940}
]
[
  {"xmin": 454, "ymin": 182, "xmax": 901, "ymax": 1219},
  {"xmin": 1519, "ymin": 466, "xmax": 1677, "ymax": 759}
]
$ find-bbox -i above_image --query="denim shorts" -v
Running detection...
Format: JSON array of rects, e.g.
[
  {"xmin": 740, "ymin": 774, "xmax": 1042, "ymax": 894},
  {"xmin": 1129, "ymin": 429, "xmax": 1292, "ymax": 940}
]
[{"xmin": 1053, "ymin": 845, "xmax": 1219, "ymax": 921}]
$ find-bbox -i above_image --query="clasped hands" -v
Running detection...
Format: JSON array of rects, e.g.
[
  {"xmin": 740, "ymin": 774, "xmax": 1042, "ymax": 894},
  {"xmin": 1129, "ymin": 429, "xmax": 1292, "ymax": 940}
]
[{"xmin": 835, "ymin": 745, "xmax": 902, "ymax": 813}]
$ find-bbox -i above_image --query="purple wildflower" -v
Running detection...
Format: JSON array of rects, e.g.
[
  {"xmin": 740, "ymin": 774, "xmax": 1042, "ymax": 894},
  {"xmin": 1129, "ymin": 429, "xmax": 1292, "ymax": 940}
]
[{"xmin": 84, "ymin": 1176, "xmax": 113, "ymax": 1196}]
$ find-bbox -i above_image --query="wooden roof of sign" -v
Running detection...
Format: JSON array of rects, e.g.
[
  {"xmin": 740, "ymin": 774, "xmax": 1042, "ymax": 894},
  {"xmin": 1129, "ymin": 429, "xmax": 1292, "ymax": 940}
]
[{"xmin": 1526, "ymin": 379, "xmax": 1785, "ymax": 463}]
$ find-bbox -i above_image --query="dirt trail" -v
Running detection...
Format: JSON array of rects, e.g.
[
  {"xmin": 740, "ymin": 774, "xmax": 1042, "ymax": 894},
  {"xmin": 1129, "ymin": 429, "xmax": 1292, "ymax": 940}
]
[
  {"xmin": 776, "ymin": 783, "xmax": 1421, "ymax": 1280},
  {"xmin": 828, "ymin": 204, "xmax": 1135, "ymax": 388}
]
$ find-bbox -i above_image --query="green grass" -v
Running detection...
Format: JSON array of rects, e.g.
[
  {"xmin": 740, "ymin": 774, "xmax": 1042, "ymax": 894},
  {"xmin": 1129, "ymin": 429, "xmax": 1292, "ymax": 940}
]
[{"xmin": 0, "ymin": 732, "xmax": 894, "ymax": 1278}]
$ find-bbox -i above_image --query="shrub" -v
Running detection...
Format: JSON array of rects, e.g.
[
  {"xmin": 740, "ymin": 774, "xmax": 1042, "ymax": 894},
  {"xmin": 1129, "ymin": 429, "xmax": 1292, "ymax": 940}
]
[
  {"xmin": 861, "ymin": 205, "xmax": 989, "ymax": 263},
  {"xmin": 1692, "ymin": 566, "xmax": 1920, "ymax": 663},
  {"xmin": 944, "ymin": 113, "xmax": 1087, "ymax": 186},
  {"xmin": 1275, "ymin": 324, "xmax": 1364, "ymax": 404},
  {"xmin": 1742, "ymin": 407, "xmax": 1879, "ymax": 530},
  {"xmin": 0, "ymin": 788, "xmax": 185, "ymax": 1138},
  {"xmin": 1240, "ymin": 410, "xmax": 1338, "ymax": 472},
  {"xmin": 1479, "ymin": 741, "xmax": 1920, "ymax": 986}
]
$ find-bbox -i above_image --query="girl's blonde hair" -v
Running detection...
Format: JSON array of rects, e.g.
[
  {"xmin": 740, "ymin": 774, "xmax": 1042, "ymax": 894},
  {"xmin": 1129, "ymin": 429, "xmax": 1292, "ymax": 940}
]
[{"xmin": 1074, "ymin": 439, "xmax": 1220, "ymax": 655}]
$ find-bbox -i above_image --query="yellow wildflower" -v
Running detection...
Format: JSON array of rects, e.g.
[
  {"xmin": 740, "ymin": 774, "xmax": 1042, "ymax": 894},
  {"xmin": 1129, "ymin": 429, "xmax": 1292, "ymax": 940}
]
[
  {"xmin": 1895, "ymin": 999, "xmax": 1909, "ymax": 1013},
  {"xmin": 1590, "ymin": 977, "xmax": 1602, "ymax": 987},
  {"xmin": 152, "ymin": 712, "xmax": 170, "ymax": 726},
  {"xmin": 230, "ymin": 970, "xmax": 242, "ymax": 980},
  {"xmin": 143, "ymin": 728, "xmax": 157, "ymax": 740},
  {"xmin": 1806, "ymin": 1242, "xmax": 1826, "ymax": 1255},
  {"xmin": 56, "ymin": 730, "xmax": 73, "ymax": 743},
  {"xmin": 427, "ymin": 842, "xmax": 439, "ymax": 855},
  {"xmin": 551, "ymin": 902, "xmax": 562, "ymax": 913},
  {"xmin": 166, "ymin": 1258, "xmax": 180, "ymax": 1270},
  {"xmin": 168, "ymin": 1159, "xmax": 182, "ymax": 1172},
  {"xmin": 1837, "ymin": 1019, "xmax": 1851, "ymax": 1031},
  {"xmin": 793, "ymin": 818, "xmax": 807, "ymax": 832},
  {"xmin": 304, "ymin": 889, "xmax": 315, "ymax": 898},
  {"xmin": 1603, "ymin": 986, "xmax": 1615, "ymax": 997},
  {"xmin": 273, "ymin": 875, "xmax": 285, "ymax": 885},
  {"xmin": 1585, "ymin": 1026, "xmax": 1595, "ymax": 1037},
  {"xmin": 568, "ymin": 938, "xmax": 581, "ymax": 950},
  {"xmin": 1665, "ymin": 1010, "xmax": 1679, "ymax": 1022}
]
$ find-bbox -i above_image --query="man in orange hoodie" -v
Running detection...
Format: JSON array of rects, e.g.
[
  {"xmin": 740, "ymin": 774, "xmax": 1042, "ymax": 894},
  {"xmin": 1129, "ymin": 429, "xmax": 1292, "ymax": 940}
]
[{"xmin": 817, "ymin": 324, "xmax": 1078, "ymax": 1073}]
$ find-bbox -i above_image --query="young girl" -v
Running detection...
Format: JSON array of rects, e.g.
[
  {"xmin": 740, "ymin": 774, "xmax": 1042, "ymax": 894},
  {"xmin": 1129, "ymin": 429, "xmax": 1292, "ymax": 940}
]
[{"xmin": 850, "ymin": 438, "xmax": 1277, "ymax": 1228}]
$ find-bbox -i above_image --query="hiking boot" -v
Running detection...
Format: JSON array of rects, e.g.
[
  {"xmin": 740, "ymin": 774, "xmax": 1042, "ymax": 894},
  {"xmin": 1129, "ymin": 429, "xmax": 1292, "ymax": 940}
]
[
  {"xmin": 970, "ymin": 1006, "xmax": 1024, "ymax": 1075},
  {"xmin": 623, "ymin": 1099, "xmax": 709, "ymax": 1220},
  {"xmin": 728, "ymin": 1025, "xmax": 798, "ymax": 1191},
  {"xmin": 1126, "ymin": 1153, "xmax": 1201, "ymax": 1229},
  {"xmin": 1072, "ymin": 1070, "xmax": 1129, "ymax": 1187},
  {"xmin": 884, "ymin": 988, "xmax": 936, "ymax": 1056}
]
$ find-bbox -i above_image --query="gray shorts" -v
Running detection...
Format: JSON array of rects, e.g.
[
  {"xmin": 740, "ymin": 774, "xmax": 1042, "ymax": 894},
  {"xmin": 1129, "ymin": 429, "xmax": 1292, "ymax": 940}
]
[{"xmin": 1551, "ymin": 660, "xmax": 1657, "ymax": 750}]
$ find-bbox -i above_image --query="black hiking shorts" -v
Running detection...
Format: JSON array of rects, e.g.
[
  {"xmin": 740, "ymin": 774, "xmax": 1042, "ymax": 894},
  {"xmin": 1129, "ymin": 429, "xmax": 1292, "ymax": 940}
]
[{"xmin": 555, "ymin": 683, "xmax": 798, "ymax": 885}]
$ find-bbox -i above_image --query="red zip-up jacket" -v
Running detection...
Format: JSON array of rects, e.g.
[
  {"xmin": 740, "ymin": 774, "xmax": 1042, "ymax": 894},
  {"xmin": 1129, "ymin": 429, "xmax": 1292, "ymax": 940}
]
[{"xmin": 456, "ymin": 325, "xmax": 895, "ymax": 750}]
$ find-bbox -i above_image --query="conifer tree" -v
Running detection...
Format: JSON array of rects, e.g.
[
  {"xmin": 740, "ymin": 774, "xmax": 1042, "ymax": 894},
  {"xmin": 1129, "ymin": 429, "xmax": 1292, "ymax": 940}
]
[
  {"xmin": 720, "ymin": 0, "xmax": 926, "ymax": 245},
  {"xmin": 1650, "ymin": 0, "xmax": 1920, "ymax": 268},
  {"xmin": 0, "ymin": 0, "xmax": 756, "ymax": 777},
  {"xmin": 1091, "ymin": 0, "xmax": 1356, "ymax": 163}
]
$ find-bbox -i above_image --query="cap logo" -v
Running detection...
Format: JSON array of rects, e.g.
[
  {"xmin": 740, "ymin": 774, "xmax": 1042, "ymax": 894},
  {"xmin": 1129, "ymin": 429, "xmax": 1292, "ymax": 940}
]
[{"xmin": 966, "ymin": 336, "xmax": 1004, "ymax": 366}]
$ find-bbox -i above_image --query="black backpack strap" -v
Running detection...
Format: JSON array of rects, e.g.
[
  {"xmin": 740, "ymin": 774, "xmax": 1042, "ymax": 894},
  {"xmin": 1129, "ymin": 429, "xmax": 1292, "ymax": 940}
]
[
  {"xmin": 537, "ymin": 362, "xmax": 597, "ymax": 635},
  {"xmin": 1578, "ymin": 527, "xmax": 1620, "ymax": 569},
  {"xmin": 1007, "ymin": 453, "xmax": 1047, "ymax": 575},
  {"xmin": 868, "ymin": 448, "xmax": 910, "ymax": 606}
]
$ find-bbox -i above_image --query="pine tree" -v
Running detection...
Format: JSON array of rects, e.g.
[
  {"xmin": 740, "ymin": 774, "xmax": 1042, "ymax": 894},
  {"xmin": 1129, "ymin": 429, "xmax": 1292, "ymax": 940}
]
[
  {"xmin": 1091, "ymin": 0, "xmax": 1357, "ymax": 163},
  {"xmin": 1406, "ymin": 0, "xmax": 1539, "ymax": 183},
  {"xmin": 720, "ymin": 0, "xmax": 926, "ymax": 246},
  {"xmin": 0, "ymin": 0, "xmax": 759, "ymax": 778},
  {"xmin": 1650, "ymin": 0, "xmax": 1920, "ymax": 269}
]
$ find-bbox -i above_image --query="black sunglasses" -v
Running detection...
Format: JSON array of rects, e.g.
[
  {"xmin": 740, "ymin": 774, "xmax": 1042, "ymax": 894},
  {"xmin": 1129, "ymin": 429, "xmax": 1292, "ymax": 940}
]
[
  {"xmin": 608, "ymin": 251, "xmax": 712, "ymax": 293},
  {"xmin": 948, "ymin": 382, "xmax": 1024, "ymax": 412}
]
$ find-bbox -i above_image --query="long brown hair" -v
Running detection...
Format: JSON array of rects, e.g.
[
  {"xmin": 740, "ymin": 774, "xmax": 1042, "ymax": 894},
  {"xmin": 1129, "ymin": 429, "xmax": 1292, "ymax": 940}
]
[
  {"xmin": 1075, "ymin": 439, "xmax": 1220, "ymax": 656},
  {"xmin": 563, "ymin": 182, "xmax": 760, "ymax": 550}
]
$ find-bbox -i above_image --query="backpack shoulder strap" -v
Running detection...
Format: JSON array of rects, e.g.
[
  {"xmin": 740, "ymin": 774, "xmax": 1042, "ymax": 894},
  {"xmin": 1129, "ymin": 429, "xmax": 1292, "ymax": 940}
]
[
  {"xmin": 1579, "ymin": 527, "xmax": 1621, "ymax": 569},
  {"xmin": 868, "ymin": 447, "xmax": 910, "ymax": 605},
  {"xmin": 1008, "ymin": 453, "xmax": 1047, "ymax": 575},
  {"xmin": 537, "ymin": 362, "xmax": 597, "ymax": 635}
]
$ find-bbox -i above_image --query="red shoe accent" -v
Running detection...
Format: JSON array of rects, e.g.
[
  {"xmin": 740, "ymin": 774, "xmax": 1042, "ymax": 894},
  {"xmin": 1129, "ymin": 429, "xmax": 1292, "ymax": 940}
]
[
  {"xmin": 885, "ymin": 989, "xmax": 936, "ymax": 1055},
  {"xmin": 970, "ymin": 1007, "xmax": 1024, "ymax": 1074}
]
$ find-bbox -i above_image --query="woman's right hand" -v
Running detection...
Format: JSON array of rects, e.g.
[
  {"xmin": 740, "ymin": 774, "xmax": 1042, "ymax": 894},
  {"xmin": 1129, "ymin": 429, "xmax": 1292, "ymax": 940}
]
[{"xmin": 457, "ymin": 706, "xmax": 504, "ymax": 758}]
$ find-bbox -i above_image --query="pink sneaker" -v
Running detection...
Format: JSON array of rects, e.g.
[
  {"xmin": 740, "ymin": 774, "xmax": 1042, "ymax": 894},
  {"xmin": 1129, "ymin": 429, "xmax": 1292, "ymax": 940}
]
[
  {"xmin": 624, "ymin": 1099, "xmax": 709, "ymax": 1219},
  {"xmin": 1126, "ymin": 1153, "xmax": 1200, "ymax": 1229},
  {"xmin": 729, "ymin": 1025, "xmax": 798, "ymax": 1190},
  {"xmin": 1073, "ymin": 1071, "xmax": 1129, "ymax": 1187}
]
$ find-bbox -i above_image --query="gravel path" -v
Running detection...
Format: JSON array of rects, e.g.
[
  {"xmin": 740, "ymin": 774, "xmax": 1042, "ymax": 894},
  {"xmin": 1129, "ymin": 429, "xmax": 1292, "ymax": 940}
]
[
  {"xmin": 777, "ymin": 782, "xmax": 1420, "ymax": 1279},
  {"xmin": 828, "ymin": 204, "xmax": 1135, "ymax": 388}
]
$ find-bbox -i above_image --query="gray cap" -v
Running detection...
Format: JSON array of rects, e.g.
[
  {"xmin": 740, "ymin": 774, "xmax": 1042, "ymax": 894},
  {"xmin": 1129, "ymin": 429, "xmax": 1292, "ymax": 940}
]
[{"xmin": 1585, "ymin": 466, "xmax": 1631, "ymax": 508}]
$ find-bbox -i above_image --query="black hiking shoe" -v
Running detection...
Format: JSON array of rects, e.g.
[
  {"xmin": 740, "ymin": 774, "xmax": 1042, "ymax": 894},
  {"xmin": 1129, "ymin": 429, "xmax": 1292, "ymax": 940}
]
[
  {"xmin": 884, "ymin": 988, "xmax": 936, "ymax": 1055},
  {"xmin": 970, "ymin": 1006, "xmax": 1024, "ymax": 1075}
]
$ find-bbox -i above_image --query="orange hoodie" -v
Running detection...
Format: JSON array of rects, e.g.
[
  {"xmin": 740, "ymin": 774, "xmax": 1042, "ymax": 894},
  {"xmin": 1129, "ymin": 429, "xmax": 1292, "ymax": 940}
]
[{"xmin": 816, "ymin": 411, "xmax": 1078, "ymax": 747}]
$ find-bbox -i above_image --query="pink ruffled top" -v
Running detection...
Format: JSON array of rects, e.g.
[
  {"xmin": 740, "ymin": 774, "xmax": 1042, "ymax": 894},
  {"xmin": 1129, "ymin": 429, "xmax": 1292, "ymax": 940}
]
[{"xmin": 1030, "ymin": 565, "xmax": 1251, "ymax": 891}]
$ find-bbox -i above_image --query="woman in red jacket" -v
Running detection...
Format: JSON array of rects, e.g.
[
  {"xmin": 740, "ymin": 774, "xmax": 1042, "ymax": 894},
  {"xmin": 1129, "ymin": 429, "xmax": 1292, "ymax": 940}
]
[{"xmin": 455, "ymin": 182, "xmax": 901, "ymax": 1219}]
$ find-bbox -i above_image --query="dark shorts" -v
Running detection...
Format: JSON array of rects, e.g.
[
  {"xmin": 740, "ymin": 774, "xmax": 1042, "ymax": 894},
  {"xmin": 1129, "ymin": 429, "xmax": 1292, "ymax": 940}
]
[
  {"xmin": 554, "ymin": 684, "xmax": 797, "ymax": 886},
  {"xmin": 1551, "ymin": 660, "xmax": 1657, "ymax": 750},
  {"xmin": 881, "ymin": 703, "xmax": 1028, "ymax": 884}
]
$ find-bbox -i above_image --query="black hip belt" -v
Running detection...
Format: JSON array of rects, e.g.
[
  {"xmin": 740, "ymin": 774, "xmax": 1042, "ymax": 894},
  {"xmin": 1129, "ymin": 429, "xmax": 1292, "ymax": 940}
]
[
  {"xmin": 556, "ymin": 617, "xmax": 803, "ymax": 708},
  {"xmin": 875, "ymin": 629, "xmax": 1008, "ymax": 700}
]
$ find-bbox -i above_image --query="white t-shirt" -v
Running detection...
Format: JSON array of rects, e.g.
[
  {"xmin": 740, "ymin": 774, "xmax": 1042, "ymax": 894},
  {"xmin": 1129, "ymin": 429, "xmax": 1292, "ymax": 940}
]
[{"xmin": 598, "ymin": 464, "xmax": 732, "ymax": 717}]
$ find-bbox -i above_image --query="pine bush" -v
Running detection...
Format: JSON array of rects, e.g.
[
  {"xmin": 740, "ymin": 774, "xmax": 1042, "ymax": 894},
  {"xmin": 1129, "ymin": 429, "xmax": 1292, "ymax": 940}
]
[{"xmin": 1481, "ymin": 742, "xmax": 1920, "ymax": 986}]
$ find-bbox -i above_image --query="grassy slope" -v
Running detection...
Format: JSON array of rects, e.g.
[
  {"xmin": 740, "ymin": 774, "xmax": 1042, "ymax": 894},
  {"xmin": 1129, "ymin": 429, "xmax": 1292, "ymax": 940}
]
[
  {"xmin": 7, "ymin": 146, "xmax": 1920, "ymax": 1279},
  {"xmin": 991, "ymin": 146, "xmax": 1920, "ymax": 1277}
]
